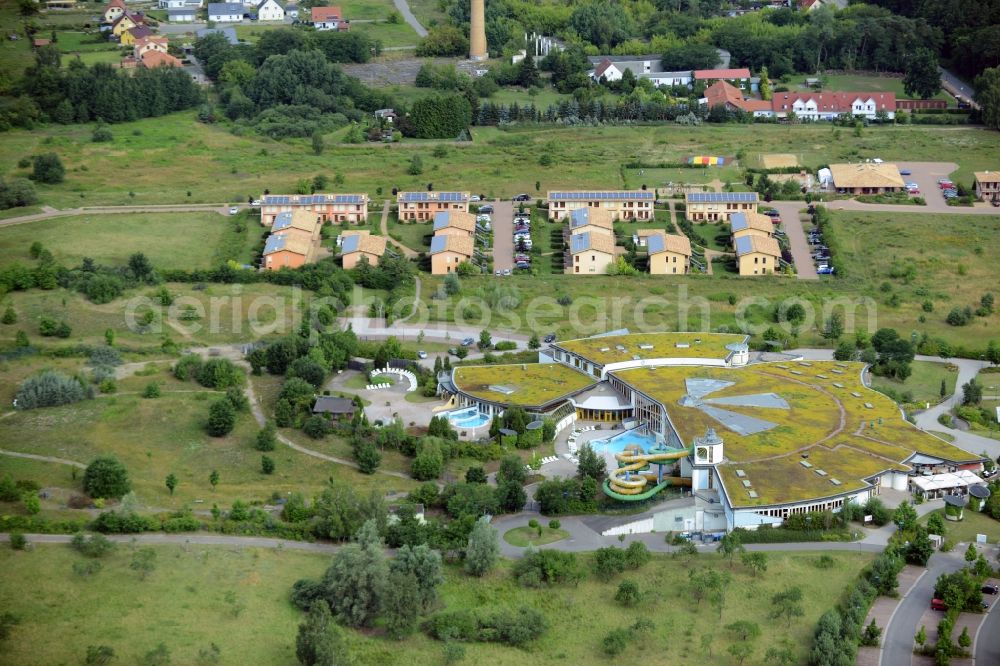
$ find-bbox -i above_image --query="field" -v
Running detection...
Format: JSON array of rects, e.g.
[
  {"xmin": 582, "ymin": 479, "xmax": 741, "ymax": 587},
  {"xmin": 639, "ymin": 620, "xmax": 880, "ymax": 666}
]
[
  {"xmin": 801, "ymin": 74, "xmax": 953, "ymax": 105},
  {"xmin": 0, "ymin": 281, "xmax": 307, "ymax": 350},
  {"xmin": 351, "ymin": 21, "xmax": 422, "ymax": 49},
  {"xmin": 5, "ymin": 112, "xmax": 1000, "ymax": 209},
  {"xmin": 341, "ymin": 0, "xmax": 399, "ymax": 21},
  {"xmin": 870, "ymin": 360, "xmax": 959, "ymax": 405},
  {"xmin": 825, "ymin": 210, "xmax": 1000, "ymax": 349},
  {"xmin": 0, "ymin": 545, "xmax": 874, "ymax": 666},
  {"xmin": 0, "ymin": 211, "xmax": 258, "ymax": 272},
  {"xmin": 920, "ymin": 508, "xmax": 1000, "ymax": 544}
]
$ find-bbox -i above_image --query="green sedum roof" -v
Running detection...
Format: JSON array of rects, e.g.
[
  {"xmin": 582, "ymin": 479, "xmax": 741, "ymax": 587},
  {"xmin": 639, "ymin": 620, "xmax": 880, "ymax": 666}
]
[
  {"xmin": 452, "ymin": 363, "xmax": 596, "ymax": 409},
  {"xmin": 554, "ymin": 332, "xmax": 746, "ymax": 367}
]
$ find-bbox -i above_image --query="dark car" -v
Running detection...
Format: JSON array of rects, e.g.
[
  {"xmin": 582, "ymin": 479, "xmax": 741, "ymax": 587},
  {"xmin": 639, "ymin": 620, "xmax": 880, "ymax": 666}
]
[
  {"xmin": 543, "ymin": 333, "xmax": 557, "ymax": 343},
  {"xmin": 983, "ymin": 584, "xmax": 999, "ymax": 594},
  {"xmin": 515, "ymin": 261, "xmax": 531, "ymax": 270},
  {"xmin": 513, "ymin": 194, "xmax": 531, "ymax": 202},
  {"xmin": 900, "ymin": 169, "xmax": 912, "ymax": 176},
  {"xmin": 478, "ymin": 205, "xmax": 494, "ymax": 214},
  {"xmin": 461, "ymin": 337, "xmax": 475, "ymax": 346}
]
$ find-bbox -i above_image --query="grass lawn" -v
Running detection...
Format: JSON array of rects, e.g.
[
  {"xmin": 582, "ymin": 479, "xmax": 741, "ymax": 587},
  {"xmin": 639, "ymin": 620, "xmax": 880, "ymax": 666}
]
[
  {"xmin": 0, "ymin": 211, "xmax": 256, "ymax": 272},
  {"xmin": 278, "ymin": 427, "xmax": 418, "ymax": 483},
  {"xmin": 825, "ymin": 210, "xmax": 1000, "ymax": 350},
  {"xmin": 0, "ymin": 281, "xmax": 305, "ymax": 349},
  {"xmin": 0, "ymin": 547, "xmax": 874, "ymax": 665},
  {"xmin": 624, "ymin": 165, "xmax": 744, "ymax": 190},
  {"xmin": 403, "ymin": 0, "xmax": 448, "ymax": 27},
  {"xmin": 0, "ymin": 386, "xmax": 377, "ymax": 509},
  {"xmin": 53, "ymin": 31, "xmax": 119, "ymax": 53},
  {"xmin": 340, "ymin": 0, "xmax": 398, "ymax": 20},
  {"xmin": 685, "ymin": 220, "xmax": 730, "ymax": 251},
  {"xmin": 351, "ymin": 20, "xmax": 421, "ymax": 48},
  {"xmin": 503, "ymin": 525, "xmax": 569, "ymax": 546},
  {"xmin": 67, "ymin": 50, "xmax": 126, "ymax": 67},
  {"xmin": 870, "ymin": 360, "xmax": 959, "ymax": 405},
  {"xmin": 0, "ymin": 205, "xmax": 43, "ymax": 220},
  {"xmin": 490, "ymin": 86, "xmax": 577, "ymax": 109},
  {"xmin": 386, "ymin": 212, "xmax": 433, "ymax": 252},
  {"xmin": 920, "ymin": 508, "xmax": 1000, "ymax": 544},
  {"xmin": 0, "ymin": 544, "xmax": 326, "ymax": 665}
]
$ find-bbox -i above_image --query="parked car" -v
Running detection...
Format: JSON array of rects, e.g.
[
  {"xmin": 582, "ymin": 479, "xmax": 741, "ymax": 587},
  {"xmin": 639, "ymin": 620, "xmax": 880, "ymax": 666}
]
[
  {"xmin": 448, "ymin": 347, "xmax": 458, "ymax": 356},
  {"xmin": 512, "ymin": 193, "xmax": 531, "ymax": 202},
  {"xmin": 872, "ymin": 158, "xmax": 884, "ymax": 164},
  {"xmin": 479, "ymin": 205, "xmax": 494, "ymax": 214},
  {"xmin": 900, "ymin": 169, "xmax": 911, "ymax": 176},
  {"xmin": 515, "ymin": 261, "xmax": 531, "ymax": 270},
  {"xmin": 250, "ymin": 200, "xmax": 261, "ymax": 207},
  {"xmin": 417, "ymin": 350, "xmax": 427, "ymax": 359},
  {"xmin": 817, "ymin": 266, "xmax": 835, "ymax": 275},
  {"xmin": 939, "ymin": 181, "xmax": 954, "ymax": 189},
  {"xmin": 494, "ymin": 269, "xmax": 502, "ymax": 276},
  {"xmin": 470, "ymin": 195, "xmax": 481, "ymax": 202},
  {"xmin": 908, "ymin": 188, "xmax": 920, "ymax": 195},
  {"xmin": 461, "ymin": 337, "xmax": 475, "ymax": 346},
  {"xmin": 502, "ymin": 268, "xmax": 511, "ymax": 276},
  {"xmin": 514, "ymin": 253, "xmax": 531, "ymax": 262},
  {"xmin": 983, "ymin": 584, "xmax": 999, "ymax": 595},
  {"xmin": 763, "ymin": 209, "xmax": 780, "ymax": 217},
  {"xmin": 477, "ymin": 214, "xmax": 492, "ymax": 223},
  {"xmin": 543, "ymin": 333, "xmax": 556, "ymax": 343},
  {"xmin": 931, "ymin": 598, "xmax": 947, "ymax": 611},
  {"xmin": 229, "ymin": 206, "xmax": 239, "ymax": 215},
  {"xmin": 992, "ymin": 199, "xmax": 1000, "ymax": 207}
]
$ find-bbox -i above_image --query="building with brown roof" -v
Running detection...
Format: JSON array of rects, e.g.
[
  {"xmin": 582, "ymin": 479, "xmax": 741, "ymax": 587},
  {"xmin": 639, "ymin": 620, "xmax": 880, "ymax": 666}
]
[
  {"xmin": 261, "ymin": 193, "xmax": 369, "ymax": 226},
  {"xmin": 104, "ymin": 0, "xmax": 126, "ymax": 23},
  {"xmin": 311, "ymin": 6, "xmax": 349, "ymax": 30},
  {"xmin": 120, "ymin": 23, "xmax": 153, "ymax": 46},
  {"xmin": 735, "ymin": 235, "xmax": 781, "ymax": 276},
  {"xmin": 430, "ymin": 234, "xmax": 474, "ymax": 274},
  {"xmin": 340, "ymin": 231, "xmax": 387, "ymax": 269},
  {"xmin": 397, "ymin": 191, "xmax": 470, "ymax": 222},
  {"xmin": 647, "ymin": 232, "xmax": 691, "ymax": 275},
  {"xmin": 263, "ymin": 233, "xmax": 314, "ymax": 270},
  {"xmin": 111, "ymin": 12, "xmax": 144, "ymax": 39},
  {"xmin": 547, "ymin": 190, "xmax": 654, "ymax": 221},
  {"xmin": 694, "ymin": 67, "xmax": 752, "ymax": 89},
  {"xmin": 771, "ymin": 91, "xmax": 896, "ymax": 120},
  {"xmin": 432, "ymin": 210, "xmax": 476, "ymax": 237},
  {"xmin": 703, "ymin": 80, "xmax": 772, "ymax": 116},
  {"xmin": 565, "ymin": 206, "xmax": 615, "ymax": 239},
  {"xmin": 729, "ymin": 211, "xmax": 775, "ymax": 240},
  {"xmin": 828, "ymin": 163, "xmax": 904, "ymax": 195},
  {"xmin": 139, "ymin": 50, "xmax": 182, "ymax": 68},
  {"xmin": 567, "ymin": 229, "xmax": 616, "ymax": 275},
  {"xmin": 271, "ymin": 209, "xmax": 320, "ymax": 242},
  {"xmin": 974, "ymin": 171, "xmax": 1000, "ymax": 202},
  {"xmin": 134, "ymin": 35, "xmax": 168, "ymax": 58}
]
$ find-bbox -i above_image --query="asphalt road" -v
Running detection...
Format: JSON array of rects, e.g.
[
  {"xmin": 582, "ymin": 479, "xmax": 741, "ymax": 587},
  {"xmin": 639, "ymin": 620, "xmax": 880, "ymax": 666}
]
[
  {"xmin": 490, "ymin": 200, "xmax": 515, "ymax": 271},
  {"xmin": 392, "ymin": 0, "xmax": 427, "ymax": 37},
  {"xmin": 976, "ymin": 592, "xmax": 1000, "ymax": 665},
  {"xmin": 881, "ymin": 551, "xmax": 966, "ymax": 666},
  {"xmin": 771, "ymin": 201, "xmax": 817, "ymax": 279}
]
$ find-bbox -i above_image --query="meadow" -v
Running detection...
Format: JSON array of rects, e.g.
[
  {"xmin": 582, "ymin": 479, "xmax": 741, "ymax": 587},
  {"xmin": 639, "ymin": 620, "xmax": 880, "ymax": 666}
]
[
  {"xmin": 4, "ymin": 111, "xmax": 1000, "ymax": 209},
  {"xmin": 0, "ymin": 545, "xmax": 873, "ymax": 666},
  {"xmin": 869, "ymin": 360, "xmax": 959, "ymax": 405}
]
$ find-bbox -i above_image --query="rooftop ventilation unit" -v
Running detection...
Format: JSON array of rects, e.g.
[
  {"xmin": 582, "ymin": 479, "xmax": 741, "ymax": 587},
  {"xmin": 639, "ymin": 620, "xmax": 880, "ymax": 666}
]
[
  {"xmin": 675, "ymin": 343, "xmax": 690, "ymax": 349},
  {"xmin": 741, "ymin": 480, "xmax": 752, "ymax": 488},
  {"xmin": 599, "ymin": 347, "xmax": 610, "ymax": 353},
  {"xmin": 748, "ymin": 490, "xmax": 759, "ymax": 498},
  {"xmin": 830, "ymin": 479, "xmax": 842, "ymax": 486},
  {"xmin": 815, "ymin": 469, "xmax": 828, "ymax": 477},
  {"xmin": 799, "ymin": 460, "xmax": 813, "ymax": 468},
  {"xmin": 638, "ymin": 344, "xmax": 654, "ymax": 350},
  {"xmin": 632, "ymin": 355, "xmax": 641, "ymax": 361},
  {"xmin": 735, "ymin": 469, "xmax": 746, "ymax": 478},
  {"xmin": 488, "ymin": 384, "xmax": 516, "ymax": 395},
  {"xmin": 615, "ymin": 345, "xmax": 626, "ymax": 352}
]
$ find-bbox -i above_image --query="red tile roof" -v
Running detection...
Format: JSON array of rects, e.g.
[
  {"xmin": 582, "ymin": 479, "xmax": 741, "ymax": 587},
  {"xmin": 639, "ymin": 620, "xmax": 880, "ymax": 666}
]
[
  {"xmin": 704, "ymin": 81, "xmax": 770, "ymax": 113},
  {"xmin": 694, "ymin": 68, "xmax": 752, "ymax": 80},
  {"xmin": 311, "ymin": 6, "xmax": 343, "ymax": 21},
  {"xmin": 106, "ymin": 0, "xmax": 126, "ymax": 7},
  {"xmin": 140, "ymin": 50, "xmax": 182, "ymax": 68},
  {"xmin": 770, "ymin": 91, "xmax": 896, "ymax": 113},
  {"xmin": 593, "ymin": 58, "xmax": 613, "ymax": 78}
]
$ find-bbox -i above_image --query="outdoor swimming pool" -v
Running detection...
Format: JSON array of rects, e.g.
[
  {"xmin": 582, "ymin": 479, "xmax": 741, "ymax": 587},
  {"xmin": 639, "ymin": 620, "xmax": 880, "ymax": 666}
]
[
  {"xmin": 445, "ymin": 407, "xmax": 491, "ymax": 429},
  {"xmin": 590, "ymin": 429, "xmax": 660, "ymax": 456}
]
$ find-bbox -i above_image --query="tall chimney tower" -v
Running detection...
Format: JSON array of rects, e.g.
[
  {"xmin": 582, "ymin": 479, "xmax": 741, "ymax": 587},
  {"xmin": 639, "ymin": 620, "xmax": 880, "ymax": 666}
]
[{"xmin": 469, "ymin": 0, "xmax": 487, "ymax": 61}]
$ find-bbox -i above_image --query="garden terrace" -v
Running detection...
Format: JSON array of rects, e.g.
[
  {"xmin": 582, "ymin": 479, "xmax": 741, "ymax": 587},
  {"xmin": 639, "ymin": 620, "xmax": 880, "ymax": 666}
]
[
  {"xmin": 552, "ymin": 332, "xmax": 744, "ymax": 368},
  {"xmin": 451, "ymin": 363, "xmax": 595, "ymax": 411}
]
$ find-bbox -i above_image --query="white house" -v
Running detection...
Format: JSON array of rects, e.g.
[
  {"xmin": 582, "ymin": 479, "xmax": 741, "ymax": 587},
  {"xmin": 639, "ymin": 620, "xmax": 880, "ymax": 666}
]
[
  {"xmin": 589, "ymin": 57, "xmax": 691, "ymax": 88},
  {"xmin": 160, "ymin": 0, "xmax": 202, "ymax": 7},
  {"xmin": 770, "ymin": 92, "xmax": 896, "ymax": 121},
  {"xmin": 167, "ymin": 7, "xmax": 197, "ymax": 20},
  {"xmin": 256, "ymin": 0, "xmax": 284, "ymax": 21},
  {"xmin": 207, "ymin": 2, "xmax": 244, "ymax": 21}
]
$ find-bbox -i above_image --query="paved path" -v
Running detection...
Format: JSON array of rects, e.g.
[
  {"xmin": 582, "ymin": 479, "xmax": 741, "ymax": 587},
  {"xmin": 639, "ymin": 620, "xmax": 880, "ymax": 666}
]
[
  {"xmin": 380, "ymin": 199, "xmax": 418, "ymax": 258},
  {"xmin": 773, "ymin": 201, "xmax": 817, "ymax": 279},
  {"xmin": 825, "ymin": 199, "xmax": 999, "ymax": 215},
  {"xmin": 0, "ymin": 532, "xmax": 342, "ymax": 553},
  {"xmin": 882, "ymin": 551, "xmax": 967, "ymax": 666},
  {"xmin": 0, "ymin": 203, "xmax": 233, "ymax": 228},
  {"xmin": 392, "ymin": 0, "xmax": 427, "ymax": 37},
  {"xmin": 976, "ymin": 577, "xmax": 1000, "ymax": 666},
  {"xmin": 939, "ymin": 67, "xmax": 979, "ymax": 110},
  {"xmin": 857, "ymin": 565, "xmax": 927, "ymax": 666}
]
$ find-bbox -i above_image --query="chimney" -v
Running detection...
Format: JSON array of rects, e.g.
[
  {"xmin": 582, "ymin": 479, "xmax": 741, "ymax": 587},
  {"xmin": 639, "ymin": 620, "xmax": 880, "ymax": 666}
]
[{"xmin": 469, "ymin": 0, "xmax": 487, "ymax": 61}]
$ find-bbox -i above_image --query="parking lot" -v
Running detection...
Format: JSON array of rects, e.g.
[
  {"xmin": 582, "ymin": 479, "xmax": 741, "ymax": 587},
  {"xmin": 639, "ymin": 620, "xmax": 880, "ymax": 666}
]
[{"xmin": 893, "ymin": 161, "xmax": 960, "ymax": 211}]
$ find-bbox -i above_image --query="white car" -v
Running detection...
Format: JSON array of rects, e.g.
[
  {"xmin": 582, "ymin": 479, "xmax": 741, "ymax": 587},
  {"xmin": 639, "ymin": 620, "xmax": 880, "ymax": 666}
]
[
  {"xmin": 872, "ymin": 158, "xmax": 883, "ymax": 164},
  {"xmin": 250, "ymin": 200, "xmax": 262, "ymax": 207},
  {"xmin": 228, "ymin": 206, "xmax": 239, "ymax": 215},
  {"xmin": 417, "ymin": 351, "xmax": 427, "ymax": 359},
  {"xmin": 477, "ymin": 214, "xmax": 491, "ymax": 223},
  {"xmin": 470, "ymin": 195, "xmax": 481, "ymax": 202}
]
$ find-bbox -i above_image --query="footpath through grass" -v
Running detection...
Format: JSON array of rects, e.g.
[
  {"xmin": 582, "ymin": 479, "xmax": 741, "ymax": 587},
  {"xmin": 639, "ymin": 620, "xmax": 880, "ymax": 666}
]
[{"xmin": 0, "ymin": 546, "xmax": 872, "ymax": 665}]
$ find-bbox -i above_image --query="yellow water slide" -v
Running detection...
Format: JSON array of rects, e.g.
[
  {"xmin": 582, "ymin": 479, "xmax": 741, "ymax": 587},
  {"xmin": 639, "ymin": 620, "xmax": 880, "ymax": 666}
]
[{"xmin": 607, "ymin": 449, "xmax": 691, "ymax": 495}]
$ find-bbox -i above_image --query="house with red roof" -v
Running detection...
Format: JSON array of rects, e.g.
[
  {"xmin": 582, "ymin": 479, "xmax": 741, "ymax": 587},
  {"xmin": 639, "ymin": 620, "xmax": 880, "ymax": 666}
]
[
  {"xmin": 140, "ymin": 50, "xmax": 183, "ymax": 68},
  {"xmin": 770, "ymin": 91, "xmax": 896, "ymax": 120},
  {"xmin": 103, "ymin": 0, "xmax": 126, "ymax": 23},
  {"xmin": 694, "ymin": 68, "xmax": 753, "ymax": 90},
  {"xmin": 702, "ymin": 81, "xmax": 772, "ymax": 117},
  {"xmin": 311, "ymin": 6, "xmax": 349, "ymax": 31}
]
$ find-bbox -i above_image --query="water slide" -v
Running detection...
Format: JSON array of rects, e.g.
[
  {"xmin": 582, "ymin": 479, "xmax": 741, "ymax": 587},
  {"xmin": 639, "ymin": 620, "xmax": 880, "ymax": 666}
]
[{"xmin": 604, "ymin": 447, "xmax": 693, "ymax": 500}]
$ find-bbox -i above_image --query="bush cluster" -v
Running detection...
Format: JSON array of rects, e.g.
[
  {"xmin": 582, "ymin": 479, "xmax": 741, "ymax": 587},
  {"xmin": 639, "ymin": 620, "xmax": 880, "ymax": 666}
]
[{"xmin": 425, "ymin": 606, "xmax": 547, "ymax": 647}]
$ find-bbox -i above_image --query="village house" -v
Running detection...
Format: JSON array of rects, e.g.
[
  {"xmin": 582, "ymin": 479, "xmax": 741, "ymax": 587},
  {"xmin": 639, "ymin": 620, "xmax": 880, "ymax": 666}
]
[
  {"xmin": 138, "ymin": 50, "xmax": 183, "ymax": 68},
  {"xmin": 134, "ymin": 35, "xmax": 168, "ymax": 58},
  {"xmin": 207, "ymin": 2, "xmax": 245, "ymax": 21},
  {"xmin": 566, "ymin": 206, "xmax": 615, "ymax": 238},
  {"xmin": 197, "ymin": 27, "xmax": 238, "ymax": 44},
  {"xmin": 340, "ymin": 231, "xmax": 387, "ymax": 269},
  {"xmin": 735, "ymin": 234, "xmax": 782, "ymax": 276},
  {"xmin": 974, "ymin": 171, "xmax": 1000, "ymax": 202},
  {"xmin": 567, "ymin": 230, "xmax": 616, "ymax": 275},
  {"xmin": 103, "ymin": 0, "xmax": 126, "ymax": 23},
  {"xmin": 729, "ymin": 211, "xmax": 775, "ymax": 240},
  {"xmin": 271, "ymin": 209, "xmax": 320, "ymax": 242},
  {"xmin": 312, "ymin": 396, "xmax": 357, "ymax": 420},
  {"xmin": 260, "ymin": 193, "xmax": 369, "ymax": 226},
  {"xmin": 588, "ymin": 56, "xmax": 692, "ymax": 88},
  {"xmin": 430, "ymin": 234, "xmax": 474, "ymax": 275},
  {"xmin": 159, "ymin": 0, "xmax": 203, "ymax": 7},
  {"xmin": 262, "ymin": 233, "xmax": 313, "ymax": 270},
  {"xmin": 120, "ymin": 24, "xmax": 153, "ymax": 46},
  {"xmin": 694, "ymin": 68, "xmax": 753, "ymax": 90},
  {"xmin": 702, "ymin": 80, "xmax": 772, "ymax": 116},
  {"xmin": 770, "ymin": 91, "xmax": 896, "ymax": 121},
  {"xmin": 167, "ymin": 7, "xmax": 197, "ymax": 21},
  {"xmin": 432, "ymin": 210, "xmax": 476, "ymax": 237},
  {"xmin": 311, "ymin": 6, "xmax": 349, "ymax": 31},
  {"xmin": 111, "ymin": 12, "xmax": 145, "ymax": 39},
  {"xmin": 397, "ymin": 191, "xmax": 470, "ymax": 222},
  {"xmin": 632, "ymin": 228, "xmax": 666, "ymax": 247},
  {"xmin": 685, "ymin": 192, "xmax": 759, "ymax": 222},
  {"xmin": 828, "ymin": 163, "xmax": 904, "ymax": 195},
  {"xmin": 647, "ymin": 232, "xmax": 692, "ymax": 275},
  {"xmin": 256, "ymin": 0, "xmax": 285, "ymax": 21},
  {"xmin": 547, "ymin": 190, "xmax": 654, "ymax": 221}
]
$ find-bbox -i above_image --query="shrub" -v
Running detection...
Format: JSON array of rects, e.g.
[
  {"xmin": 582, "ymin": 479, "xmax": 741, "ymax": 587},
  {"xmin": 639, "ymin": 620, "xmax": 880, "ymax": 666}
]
[
  {"xmin": 614, "ymin": 579, "xmax": 640, "ymax": 607},
  {"xmin": 426, "ymin": 606, "xmax": 547, "ymax": 647},
  {"xmin": 83, "ymin": 456, "xmax": 131, "ymax": 499},
  {"xmin": 31, "ymin": 153, "xmax": 65, "ymax": 184},
  {"xmin": 513, "ymin": 549, "xmax": 582, "ymax": 587},
  {"xmin": 70, "ymin": 532, "xmax": 116, "ymax": 558},
  {"xmin": 15, "ymin": 370, "xmax": 89, "ymax": 409},
  {"xmin": 173, "ymin": 354, "xmax": 203, "ymax": 381},
  {"xmin": 142, "ymin": 382, "xmax": 160, "ymax": 398},
  {"xmin": 9, "ymin": 532, "xmax": 27, "ymax": 550},
  {"xmin": 302, "ymin": 415, "xmax": 328, "ymax": 439}
]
